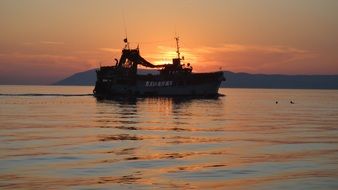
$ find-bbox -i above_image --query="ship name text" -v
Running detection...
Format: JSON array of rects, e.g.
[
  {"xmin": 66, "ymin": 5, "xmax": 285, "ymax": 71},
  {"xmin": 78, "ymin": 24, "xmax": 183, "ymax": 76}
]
[{"xmin": 145, "ymin": 81, "xmax": 173, "ymax": 87}]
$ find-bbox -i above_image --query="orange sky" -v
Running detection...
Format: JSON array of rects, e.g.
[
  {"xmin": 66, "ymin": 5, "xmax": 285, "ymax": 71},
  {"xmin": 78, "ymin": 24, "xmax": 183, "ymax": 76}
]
[{"xmin": 0, "ymin": 0, "xmax": 338, "ymax": 84}]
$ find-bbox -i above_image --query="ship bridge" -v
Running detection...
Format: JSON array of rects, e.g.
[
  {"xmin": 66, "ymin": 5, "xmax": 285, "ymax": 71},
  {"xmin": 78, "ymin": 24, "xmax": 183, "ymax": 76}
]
[{"xmin": 115, "ymin": 37, "xmax": 192, "ymax": 75}]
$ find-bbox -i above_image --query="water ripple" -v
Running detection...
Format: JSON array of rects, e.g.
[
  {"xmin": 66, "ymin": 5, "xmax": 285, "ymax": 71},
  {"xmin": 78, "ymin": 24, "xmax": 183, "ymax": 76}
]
[{"xmin": 1, "ymin": 87, "xmax": 338, "ymax": 189}]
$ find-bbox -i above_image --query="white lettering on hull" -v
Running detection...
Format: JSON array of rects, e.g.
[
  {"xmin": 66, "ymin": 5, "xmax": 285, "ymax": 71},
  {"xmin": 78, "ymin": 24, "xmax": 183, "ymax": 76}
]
[{"xmin": 145, "ymin": 81, "xmax": 173, "ymax": 87}]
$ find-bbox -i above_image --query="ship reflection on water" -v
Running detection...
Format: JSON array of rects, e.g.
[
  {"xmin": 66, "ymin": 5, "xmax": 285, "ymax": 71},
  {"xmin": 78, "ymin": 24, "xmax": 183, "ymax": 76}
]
[
  {"xmin": 95, "ymin": 96, "xmax": 224, "ymax": 132},
  {"xmin": 0, "ymin": 86, "xmax": 337, "ymax": 189}
]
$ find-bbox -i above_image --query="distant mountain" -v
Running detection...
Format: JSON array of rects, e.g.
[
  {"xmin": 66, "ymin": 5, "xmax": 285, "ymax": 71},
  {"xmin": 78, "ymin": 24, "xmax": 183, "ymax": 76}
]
[
  {"xmin": 54, "ymin": 69, "xmax": 338, "ymax": 89},
  {"xmin": 222, "ymin": 71, "xmax": 338, "ymax": 89},
  {"xmin": 54, "ymin": 69, "xmax": 159, "ymax": 86},
  {"xmin": 54, "ymin": 69, "xmax": 97, "ymax": 86}
]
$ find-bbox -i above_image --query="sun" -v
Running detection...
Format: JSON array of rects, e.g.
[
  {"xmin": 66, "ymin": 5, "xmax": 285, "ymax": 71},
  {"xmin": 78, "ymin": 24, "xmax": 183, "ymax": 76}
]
[
  {"xmin": 152, "ymin": 50, "xmax": 177, "ymax": 65},
  {"xmin": 148, "ymin": 47, "xmax": 198, "ymax": 68}
]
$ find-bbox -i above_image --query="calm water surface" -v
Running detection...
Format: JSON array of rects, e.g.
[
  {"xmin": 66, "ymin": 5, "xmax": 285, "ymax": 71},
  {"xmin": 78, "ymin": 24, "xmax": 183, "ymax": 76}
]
[{"xmin": 0, "ymin": 86, "xmax": 337, "ymax": 189}]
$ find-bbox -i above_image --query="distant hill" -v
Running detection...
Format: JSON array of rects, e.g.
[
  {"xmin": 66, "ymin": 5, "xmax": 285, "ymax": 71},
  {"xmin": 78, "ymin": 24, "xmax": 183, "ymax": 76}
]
[
  {"xmin": 54, "ymin": 69, "xmax": 97, "ymax": 86},
  {"xmin": 54, "ymin": 69, "xmax": 338, "ymax": 89},
  {"xmin": 222, "ymin": 71, "xmax": 338, "ymax": 89},
  {"xmin": 54, "ymin": 69, "xmax": 159, "ymax": 86}
]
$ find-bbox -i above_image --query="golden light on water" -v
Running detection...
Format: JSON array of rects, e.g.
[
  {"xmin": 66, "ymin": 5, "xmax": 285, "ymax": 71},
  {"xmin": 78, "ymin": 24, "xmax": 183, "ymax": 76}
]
[{"xmin": 1, "ymin": 86, "xmax": 338, "ymax": 189}]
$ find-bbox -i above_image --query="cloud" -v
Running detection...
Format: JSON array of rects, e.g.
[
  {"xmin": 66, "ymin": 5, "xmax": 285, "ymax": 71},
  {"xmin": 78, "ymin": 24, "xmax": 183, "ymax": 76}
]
[
  {"xmin": 22, "ymin": 42, "xmax": 34, "ymax": 46},
  {"xmin": 192, "ymin": 44, "xmax": 315, "ymax": 73},
  {"xmin": 0, "ymin": 52, "xmax": 93, "ymax": 84},
  {"xmin": 98, "ymin": 48, "xmax": 121, "ymax": 53},
  {"xmin": 0, "ymin": 42, "xmax": 334, "ymax": 85},
  {"xmin": 40, "ymin": 41, "xmax": 65, "ymax": 45},
  {"xmin": 143, "ymin": 43, "xmax": 317, "ymax": 74}
]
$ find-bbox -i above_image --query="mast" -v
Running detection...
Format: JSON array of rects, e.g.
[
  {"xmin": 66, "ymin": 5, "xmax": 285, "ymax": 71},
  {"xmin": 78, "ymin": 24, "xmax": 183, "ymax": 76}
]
[
  {"xmin": 124, "ymin": 38, "xmax": 129, "ymax": 49},
  {"xmin": 122, "ymin": 11, "xmax": 129, "ymax": 49},
  {"xmin": 175, "ymin": 36, "xmax": 180, "ymax": 59}
]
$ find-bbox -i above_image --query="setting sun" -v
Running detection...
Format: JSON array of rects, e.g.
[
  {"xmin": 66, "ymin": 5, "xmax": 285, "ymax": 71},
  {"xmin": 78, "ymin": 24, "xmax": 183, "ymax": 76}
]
[{"xmin": 0, "ymin": 0, "xmax": 337, "ymax": 85}]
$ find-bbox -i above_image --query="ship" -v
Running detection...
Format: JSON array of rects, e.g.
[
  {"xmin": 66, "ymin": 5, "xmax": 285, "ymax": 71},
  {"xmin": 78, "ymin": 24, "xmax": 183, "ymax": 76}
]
[{"xmin": 93, "ymin": 37, "xmax": 225, "ymax": 98}]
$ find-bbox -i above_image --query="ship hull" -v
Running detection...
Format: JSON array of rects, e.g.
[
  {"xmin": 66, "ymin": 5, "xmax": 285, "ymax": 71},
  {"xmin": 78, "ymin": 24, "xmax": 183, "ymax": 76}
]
[{"xmin": 94, "ymin": 71, "xmax": 224, "ymax": 98}]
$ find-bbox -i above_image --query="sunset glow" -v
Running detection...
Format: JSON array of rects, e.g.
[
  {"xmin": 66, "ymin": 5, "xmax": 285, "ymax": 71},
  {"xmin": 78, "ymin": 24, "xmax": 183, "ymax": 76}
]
[{"xmin": 0, "ymin": 0, "xmax": 338, "ymax": 84}]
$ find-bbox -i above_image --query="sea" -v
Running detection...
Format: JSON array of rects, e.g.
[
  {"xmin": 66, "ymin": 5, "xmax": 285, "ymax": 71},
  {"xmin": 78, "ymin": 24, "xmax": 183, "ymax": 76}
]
[{"xmin": 0, "ymin": 85, "xmax": 337, "ymax": 190}]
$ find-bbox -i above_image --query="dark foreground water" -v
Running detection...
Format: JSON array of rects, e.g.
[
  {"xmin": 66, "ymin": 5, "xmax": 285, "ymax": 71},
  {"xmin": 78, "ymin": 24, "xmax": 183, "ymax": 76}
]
[{"xmin": 0, "ymin": 86, "xmax": 337, "ymax": 189}]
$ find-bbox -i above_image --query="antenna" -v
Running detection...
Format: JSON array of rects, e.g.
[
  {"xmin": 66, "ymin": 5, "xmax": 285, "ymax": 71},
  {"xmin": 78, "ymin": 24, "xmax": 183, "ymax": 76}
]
[
  {"xmin": 175, "ymin": 36, "xmax": 180, "ymax": 59},
  {"xmin": 122, "ymin": 10, "xmax": 129, "ymax": 49}
]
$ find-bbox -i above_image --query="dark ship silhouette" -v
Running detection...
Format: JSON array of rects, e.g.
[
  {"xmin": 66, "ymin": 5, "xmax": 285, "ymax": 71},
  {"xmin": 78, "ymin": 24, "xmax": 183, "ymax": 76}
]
[{"xmin": 93, "ymin": 37, "xmax": 225, "ymax": 98}]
